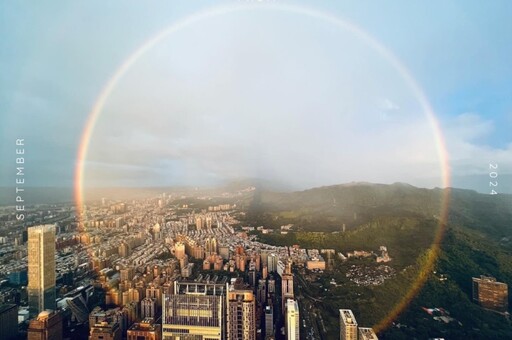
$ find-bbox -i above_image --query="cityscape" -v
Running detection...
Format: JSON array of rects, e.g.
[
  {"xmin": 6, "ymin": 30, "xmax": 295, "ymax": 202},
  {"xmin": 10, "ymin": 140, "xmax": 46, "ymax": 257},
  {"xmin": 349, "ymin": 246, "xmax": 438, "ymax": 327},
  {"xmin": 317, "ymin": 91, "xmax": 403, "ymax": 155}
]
[
  {"xmin": 1, "ymin": 1, "xmax": 512, "ymax": 339},
  {"xmin": 1, "ymin": 187, "xmax": 383, "ymax": 339},
  {"xmin": 1, "ymin": 183, "xmax": 512, "ymax": 339}
]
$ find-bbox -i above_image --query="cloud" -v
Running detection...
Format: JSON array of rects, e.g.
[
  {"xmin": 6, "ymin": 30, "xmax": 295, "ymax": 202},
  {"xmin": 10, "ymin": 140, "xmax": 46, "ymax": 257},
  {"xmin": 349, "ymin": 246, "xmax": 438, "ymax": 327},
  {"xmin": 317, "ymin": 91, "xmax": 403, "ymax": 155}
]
[
  {"xmin": 449, "ymin": 112, "xmax": 494, "ymax": 141},
  {"xmin": 81, "ymin": 10, "xmax": 510, "ymax": 191},
  {"xmin": 442, "ymin": 113, "xmax": 512, "ymax": 178},
  {"xmin": 382, "ymin": 98, "xmax": 400, "ymax": 111}
]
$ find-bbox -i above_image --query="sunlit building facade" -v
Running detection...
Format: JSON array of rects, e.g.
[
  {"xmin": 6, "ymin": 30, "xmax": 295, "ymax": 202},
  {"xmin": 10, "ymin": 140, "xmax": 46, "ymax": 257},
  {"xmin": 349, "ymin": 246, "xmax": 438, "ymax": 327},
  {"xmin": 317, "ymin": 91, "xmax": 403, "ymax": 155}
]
[
  {"xmin": 127, "ymin": 318, "xmax": 161, "ymax": 340},
  {"xmin": 472, "ymin": 275, "xmax": 509, "ymax": 313},
  {"xmin": 227, "ymin": 289, "xmax": 256, "ymax": 340},
  {"xmin": 339, "ymin": 309, "xmax": 357, "ymax": 340},
  {"xmin": 358, "ymin": 327, "xmax": 378, "ymax": 340},
  {"xmin": 281, "ymin": 261, "xmax": 294, "ymax": 312},
  {"xmin": 27, "ymin": 225, "xmax": 56, "ymax": 317},
  {"xmin": 162, "ymin": 280, "xmax": 227, "ymax": 339},
  {"xmin": 27, "ymin": 310, "xmax": 62, "ymax": 340},
  {"xmin": 89, "ymin": 321, "xmax": 121, "ymax": 340},
  {"xmin": 285, "ymin": 299, "xmax": 299, "ymax": 340}
]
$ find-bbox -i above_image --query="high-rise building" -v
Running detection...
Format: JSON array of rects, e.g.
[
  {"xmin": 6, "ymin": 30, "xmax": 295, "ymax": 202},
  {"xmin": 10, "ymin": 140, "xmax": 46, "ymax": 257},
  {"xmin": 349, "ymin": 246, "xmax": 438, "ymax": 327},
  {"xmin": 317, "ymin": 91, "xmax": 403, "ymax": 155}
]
[
  {"xmin": 257, "ymin": 280, "xmax": 267, "ymax": 304},
  {"xmin": 358, "ymin": 327, "xmax": 379, "ymax": 340},
  {"xmin": 281, "ymin": 261, "xmax": 294, "ymax": 312},
  {"xmin": 260, "ymin": 251, "xmax": 269, "ymax": 267},
  {"xmin": 268, "ymin": 278, "xmax": 275, "ymax": 294},
  {"xmin": 472, "ymin": 276, "xmax": 509, "ymax": 313},
  {"xmin": 127, "ymin": 318, "xmax": 161, "ymax": 340},
  {"xmin": 262, "ymin": 265, "xmax": 268, "ymax": 280},
  {"xmin": 0, "ymin": 304, "xmax": 18, "ymax": 340},
  {"xmin": 285, "ymin": 299, "xmax": 299, "ymax": 340},
  {"xmin": 27, "ymin": 225, "xmax": 56, "ymax": 317},
  {"xmin": 141, "ymin": 297, "xmax": 157, "ymax": 320},
  {"xmin": 211, "ymin": 237, "xmax": 218, "ymax": 254},
  {"xmin": 118, "ymin": 242, "xmax": 131, "ymax": 257},
  {"xmin": 153, "ymin": 223, "xmax": 161, "ymax": 240},
  {"xmin": 227, "ymin": 289, "xmax": 256, "ymax": 340},
  {"xmin": 248, "ymin": 270, "xmax": 257, "ymax": 287},
  {"xmin": 174, "ymin": 242, "xmax": 186, "ymax": 260},
  {"xmin": 162, "ymin": 280, "xmax": 228, "ymax": 339},
  {"xmin": 27, "ymin": 310, "xmax": 62, "ymax": 340},
  {"xmin": 264, "ymin": 305, "xmax": 274, "ymax": 338},
  {"xmin": 120, "ymin": 268, "xmax": 134, "ymax": 282},
  {"xmin": 268, "ymin": 254, "xmax": 278, "ymax": 273},
  {"xmin": 205, "ymin": 237, "xmax": 218, "ymax": 255},
  {"xmin": 206, "ymin": 217, "xmax": 213, "ymax": 229},
  {"xmin": 195, "ymin": 217, "xmax": 204, "ymax": 230},
  {"xmin": 339, "ymin": 309, "xmax": 357, "ymax": 340},
  {"xmin": 146, "ymin": 286, "xmax": 162, "ymax": 307}
]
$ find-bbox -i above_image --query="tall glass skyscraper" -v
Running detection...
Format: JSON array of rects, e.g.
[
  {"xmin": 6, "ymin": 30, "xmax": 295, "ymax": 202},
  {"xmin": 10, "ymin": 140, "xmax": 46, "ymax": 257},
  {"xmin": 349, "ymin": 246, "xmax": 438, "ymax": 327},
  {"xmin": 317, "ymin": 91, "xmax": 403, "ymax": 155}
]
[{"xmin": 27, "ymin": 225, "xmax": 56, "ymax": 317}]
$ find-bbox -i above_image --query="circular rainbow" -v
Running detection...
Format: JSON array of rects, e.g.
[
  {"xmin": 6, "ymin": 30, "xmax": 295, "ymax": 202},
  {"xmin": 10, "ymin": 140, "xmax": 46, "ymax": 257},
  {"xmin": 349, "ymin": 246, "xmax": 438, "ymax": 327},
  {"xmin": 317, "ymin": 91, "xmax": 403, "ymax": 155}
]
[{"xmin": 74, "ymin": 3, "xmax": 451, "ymax": 333}]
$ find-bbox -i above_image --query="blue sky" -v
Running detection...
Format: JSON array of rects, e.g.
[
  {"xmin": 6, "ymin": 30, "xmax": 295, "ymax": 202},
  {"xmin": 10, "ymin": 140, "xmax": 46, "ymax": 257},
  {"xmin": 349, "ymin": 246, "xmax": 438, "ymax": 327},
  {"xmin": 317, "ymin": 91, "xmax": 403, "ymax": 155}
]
[{"xmin": 1, "ymin": 0, "xmax": 511, "ymax": 194}]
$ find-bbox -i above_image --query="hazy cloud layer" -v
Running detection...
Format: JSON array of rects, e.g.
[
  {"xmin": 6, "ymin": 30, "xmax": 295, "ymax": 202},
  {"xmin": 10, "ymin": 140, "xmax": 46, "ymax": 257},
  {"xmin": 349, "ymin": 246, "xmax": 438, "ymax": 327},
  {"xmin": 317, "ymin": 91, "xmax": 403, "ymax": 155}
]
[
  {"xmin": 2, "ymin": 2, "xmax": 510, "ymax": 193},
  {"xmin": 444, "ymin": 113, "xmax": 512, "ymax": 177},
  {"xmin": 86, "ymin": 12, "xmax": 444, "ymax": 189}
]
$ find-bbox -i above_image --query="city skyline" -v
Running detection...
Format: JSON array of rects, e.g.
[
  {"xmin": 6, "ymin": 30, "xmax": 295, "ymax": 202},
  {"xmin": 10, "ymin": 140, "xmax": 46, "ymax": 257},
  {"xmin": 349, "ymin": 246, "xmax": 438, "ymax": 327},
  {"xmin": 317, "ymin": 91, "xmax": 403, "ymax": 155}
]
[
  {"xmin": 1, "ymin": 181, "xmax": 512, "ymax": 338},
  {"xmin": 0, "ymin": 1, "xmax": 511, "ymax": 194}
]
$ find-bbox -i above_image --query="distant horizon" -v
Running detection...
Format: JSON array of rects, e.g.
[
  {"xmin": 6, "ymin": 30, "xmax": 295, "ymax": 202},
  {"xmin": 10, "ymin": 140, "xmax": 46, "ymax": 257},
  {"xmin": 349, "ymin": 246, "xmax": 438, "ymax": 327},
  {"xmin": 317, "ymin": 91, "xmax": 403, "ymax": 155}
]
[
  {"xmin": 2, "ymin": 177, "xmax": 512, "ymax": 191},
  {"xmin": 0, "ymin": 179, "xmax": 505, "ymax": 191},
  {"xmin": 2, "ymin": 177, "xmax": 511, "ymax": 207}
]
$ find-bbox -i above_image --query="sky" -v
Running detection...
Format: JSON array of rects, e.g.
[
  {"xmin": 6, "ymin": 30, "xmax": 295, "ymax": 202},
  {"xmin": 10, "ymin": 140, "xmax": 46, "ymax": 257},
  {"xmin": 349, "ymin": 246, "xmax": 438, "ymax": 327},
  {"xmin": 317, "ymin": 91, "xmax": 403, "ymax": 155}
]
[{"xmin": 1, "ymin": 0, "xmax": 511, "ymax": 195}]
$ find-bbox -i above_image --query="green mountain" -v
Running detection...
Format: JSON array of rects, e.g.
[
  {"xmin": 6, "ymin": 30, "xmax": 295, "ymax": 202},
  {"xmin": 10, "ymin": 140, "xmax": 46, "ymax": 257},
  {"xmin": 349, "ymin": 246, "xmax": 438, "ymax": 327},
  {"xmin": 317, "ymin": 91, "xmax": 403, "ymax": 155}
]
[
  {"xmin": 242, "ymin": 183, "xmax": 512, "ymax": 339},
  {"xmin": 243, "ymin": 182, "xmax": 512, "ymax": 235}
]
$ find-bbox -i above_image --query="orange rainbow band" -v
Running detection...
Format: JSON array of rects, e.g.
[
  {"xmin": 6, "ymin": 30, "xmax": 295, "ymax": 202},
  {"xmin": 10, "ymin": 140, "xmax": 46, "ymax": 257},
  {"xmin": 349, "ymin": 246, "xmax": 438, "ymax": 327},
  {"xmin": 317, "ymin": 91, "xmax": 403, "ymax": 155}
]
[{"xmin": 74, "ymin": 3, "xmax": 451, "ymax": 332}]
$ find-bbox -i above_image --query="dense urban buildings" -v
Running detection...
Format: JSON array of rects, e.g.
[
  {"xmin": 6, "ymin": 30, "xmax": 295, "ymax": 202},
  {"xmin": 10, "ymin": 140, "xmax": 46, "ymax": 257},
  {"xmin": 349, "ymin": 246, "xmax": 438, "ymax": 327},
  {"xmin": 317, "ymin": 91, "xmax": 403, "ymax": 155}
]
[
  {"xmin": 0, "ymin": 190, "xmax": 459, "ymax": 339},
  {"xmin": 472, "ymin": 275, "xmax": 509, "ymax": 313},
  {"xmin": 27, "ymin": 225, "xmax": 56, "ymax": 317},
  {"xmin": 0, "ymin": 193, "xmax": 388, "ymax": 340},
  {"xmin": 0, "ymin": 196, "xmax": 382, "ymax": 340}
]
